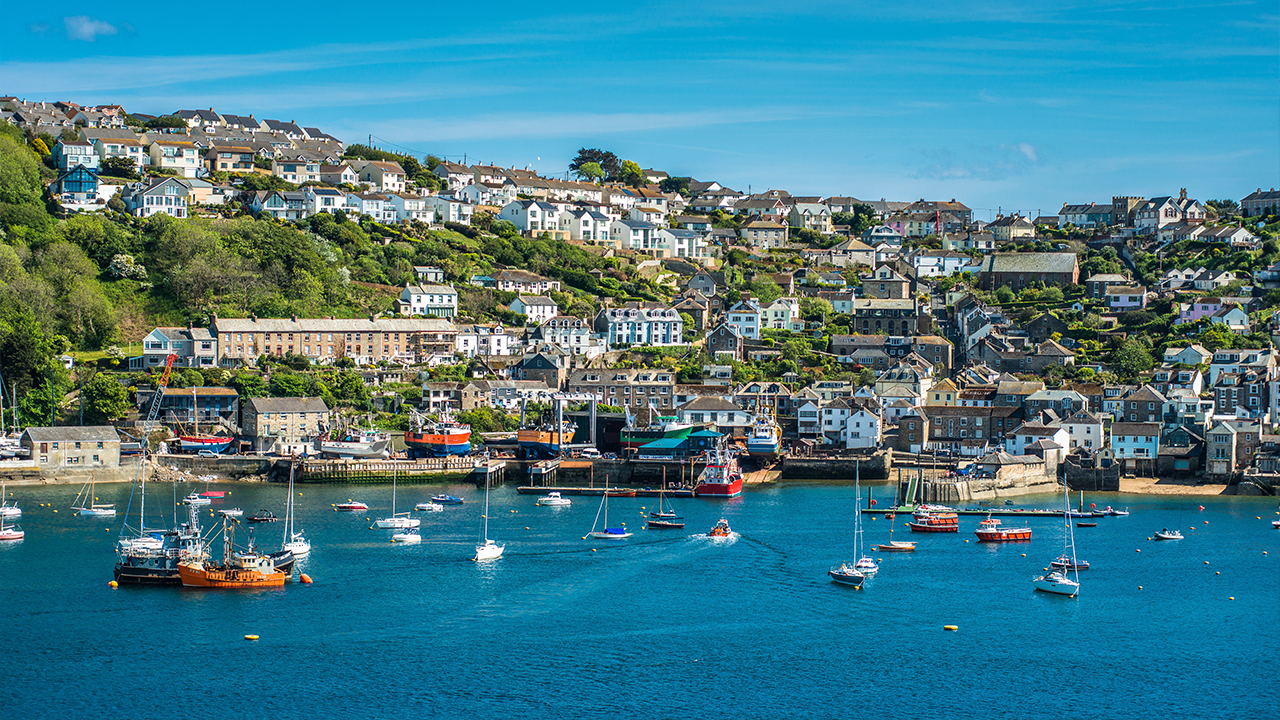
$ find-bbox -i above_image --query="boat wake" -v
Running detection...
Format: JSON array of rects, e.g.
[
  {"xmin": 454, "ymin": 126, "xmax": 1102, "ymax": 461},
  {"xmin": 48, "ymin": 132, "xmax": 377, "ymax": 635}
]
[{"xmin": 692, "ymin": 531, "xmax": 740, "ymax": 545}]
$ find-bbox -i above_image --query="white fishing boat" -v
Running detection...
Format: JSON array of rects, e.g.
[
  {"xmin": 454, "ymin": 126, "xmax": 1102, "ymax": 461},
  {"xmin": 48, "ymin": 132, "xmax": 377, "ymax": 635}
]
[
  {"xmin": 71, "ymin": 477, "xmax": 115, "ymax": 517},
  {"xmin": 374, "ymin": 469, "xmax": 419, "ymax": 530},
  {"xmin": 183, "ymin": 492, "xmax": 211, "ymax": 506},
  {"xmin": 317, "ymin": 421, "xmax": 391, "ymax": 459},
  {"xmin": 0, "ymin": 481, "xmax": 20, "ymax": 518},
  {"xmin": 1034, "ymin": 486, "xmax": 1081, "ymax": 597},
  {"xmin": 218, "ymin": 508, "xmax": 243, "ymax": 518},
  {"xmin": 536, "ymin": 491, "xmax": 572, "ymax": 507},
  {"xmin": 587, "ymin": 491, "xmax": 631, "ymax": 539},
  {"xmin": 474, "ymin": 475, "xmax": 504, "ymax": 561},
  {"xmin": 280, "ymin": 463, "xmax": 310, "ymax": 558},
  {"xmin": 1154, "ymin": 528, "xmax": 1183, "ymax": 541},
  {"xmin": 392, "ymin": 528, "xmax": 422, "ymax": 544},
  {"xmin": 415, "ymin": 502, "xmax": 444, "ymax": 512},
  {"xmin": 0, "ymin": 518, "xmax": 23, "ymax": 541}
]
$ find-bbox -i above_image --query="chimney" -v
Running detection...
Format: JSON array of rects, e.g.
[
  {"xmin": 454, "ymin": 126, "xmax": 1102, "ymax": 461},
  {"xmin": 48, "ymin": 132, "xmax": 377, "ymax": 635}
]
[
  {"xmin": 250, "ymin": 314, "xmax": 257, "ymax": 322},
  {"xmin": 187, "ymin": 321, "xmax": 193, "ymax": 330},
  {"xmin": 1179, "ymin": 188, "xmax": 1187, "ymax": 200},
  {"xmin": 291, "ymin": 314, "xmax": 298, "ymax": 322}
]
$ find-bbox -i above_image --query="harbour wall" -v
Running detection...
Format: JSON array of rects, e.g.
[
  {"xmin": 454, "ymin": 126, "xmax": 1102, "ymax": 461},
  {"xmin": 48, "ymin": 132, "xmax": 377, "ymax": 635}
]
[
  {"xmin": 920, "ymin": 475, "xmax": 1060, "ymax": 504},
  {"xmin": 778, "ymin": 452, "xmax": 892, "ymax": 481},
  {"xmin": 0, "ymin": 457, "xmax": 145, "ymax": 486}
]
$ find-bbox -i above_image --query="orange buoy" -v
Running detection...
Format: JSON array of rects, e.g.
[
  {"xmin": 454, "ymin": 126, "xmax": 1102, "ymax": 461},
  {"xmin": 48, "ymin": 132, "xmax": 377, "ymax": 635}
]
[
  {"xmin": 1136, "ymin": 549, "xmax": 1141, "ymax": 552},
  {"xmin": 299, "ymin": 574, "xmax": 313, "ymax": 584}
]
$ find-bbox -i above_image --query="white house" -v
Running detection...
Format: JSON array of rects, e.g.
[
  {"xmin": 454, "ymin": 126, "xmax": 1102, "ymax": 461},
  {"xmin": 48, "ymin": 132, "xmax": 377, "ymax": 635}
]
[
  {"xmin": 532, "ymin": 315, "xmax": 604, "ymax": 357},
  {"xmin": 345, "ymin": 193, "xmax": 396, "ymax": 224},
  {"xmin": 562, "ymin": 208, "xmax": 612, "ymax": 243},
  {"xmin": 388, "ymin": 193, "xmax": 433, "ymax": 223},
  {"xmin": 611, "ymin": 219, "xmax": 665, "ymax": 255},
  {"xmin": 759, "ymin": 297, "xmax": 802, "ymax": 331},
  {"xmin": 841, "ymin": 408, "xmax": 882, "ymax": 450},
  {"xmin": 511, "ymin": 296, "xmax": 560, "ymax": 325},
  {"xmin": 319, "ymin": 164, "xmax": 360, "ymax": 186},
  {"xmin": 455, "ymin": 324, "xmax": 512, "ymax": 358},
  {"xmin": 1060, "ymin": 410, "xmax": 1104, "ymax": 451},
  {"xmin": 1110, "ymin": 422, "xmax": 1161, "ymax": 462},
  {"xmin": 1007, "ymin": 421, "xmax": 1070, "ymax": 455},
  {"xmin": 121, "ymin": 177, "xmax": 189, "ymax": 218},
  {"xmin": 595, "ymin": 306, "xmax": 684, "ymax": 347},
  {"xmin": 676, "ymin": 397, "xmax": 752, "ymax": 432},
  {"xmin": 500, "ymin": 200, "xmax": 562, "ymax": 235},
  {"xmin": 357, "ymin": 161, "xmax": 406, "ymax": 194},
  {"xmin": 910, "ymin": 250, "xmax": 970, "ymax": 278},
  {"xmin": 397, "ymin": 284, "xmax": 458, "ymax": 318},
  {"xmin": 658, "ymin": 228, "xmax": 710, "ymax": 261},
  {"xmin": 424, "ymin": 195, "xmax": 474, "ymax": 225},
  {"xmin": 272, "ymin": 159, "xmax": 320, "ymax": 185},
  {"xmin": 725, "ymin": 299, "xmax": 763, "ymax": 340},
  {"xmin": 304, "ymin": 187, "xmax": 345, "ymax": 216},
  {"xmin": 148, "ymin": 141, "xmax": 201, "ymax": 178}
]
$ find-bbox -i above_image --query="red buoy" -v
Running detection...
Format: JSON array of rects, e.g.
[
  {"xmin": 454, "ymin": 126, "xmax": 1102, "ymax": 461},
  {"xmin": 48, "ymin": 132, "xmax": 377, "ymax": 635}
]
[{"xmin": 299, "ymin": 574, "xmax": 313, "ymax": 584}]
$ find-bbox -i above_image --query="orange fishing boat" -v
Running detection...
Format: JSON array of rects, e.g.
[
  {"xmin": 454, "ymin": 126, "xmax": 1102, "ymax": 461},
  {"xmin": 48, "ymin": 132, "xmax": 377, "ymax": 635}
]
[
  {"xmin": 178, "ymin": 519, "xmax": 287, "ymax": 588},
  {"xmin": 973, "ymin": 516, "xmax": 1032, "ymax": 542}
]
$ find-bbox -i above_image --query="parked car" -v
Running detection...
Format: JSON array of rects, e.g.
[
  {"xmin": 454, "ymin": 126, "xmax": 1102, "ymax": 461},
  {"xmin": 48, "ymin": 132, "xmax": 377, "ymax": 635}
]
[{"xmin": 197, "ymin": 450, "xmax": 221, "ymax": 458}]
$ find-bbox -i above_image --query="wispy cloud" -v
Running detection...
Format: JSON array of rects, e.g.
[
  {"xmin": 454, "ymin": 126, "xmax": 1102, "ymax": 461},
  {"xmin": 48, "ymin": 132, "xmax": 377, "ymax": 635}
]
[
  {"xmin": 64, "ymin": 16, "xmax": 117, "ymax": 42},
  {"xmin": 916, "ymin": 143, "xmax": 1043, "ymax": 182}
]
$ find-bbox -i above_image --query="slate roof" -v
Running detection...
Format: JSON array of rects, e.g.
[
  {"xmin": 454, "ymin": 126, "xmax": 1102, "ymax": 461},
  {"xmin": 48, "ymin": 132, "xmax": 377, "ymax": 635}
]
[
  {"xmin": 980, "ymin": 253, "xmax": 1078, "ymax": 274},
  {"xmin": 246, "ymin": 397, "xmax": 330, "ymax": 414},
  {"xmin": 23, "ymin": 426, "xmax": 121, "ymax": 442}
]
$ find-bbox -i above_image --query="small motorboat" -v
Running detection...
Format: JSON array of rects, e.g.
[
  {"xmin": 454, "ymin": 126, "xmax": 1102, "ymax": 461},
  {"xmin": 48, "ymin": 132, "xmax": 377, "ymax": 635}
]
[
  {"xmin": 247, "ymin": 510, "xmax": 278, "ymax": 523},
  {"xmin": 415, "ymin": 502, "xmax": 444, "ymax": 512},
  {"xmin": 0, "ymin": 523, "xmax": 23, "ymax": 542},
  {"xmin": 335, "ymin": 501, "xmax": 368, "ymax": 511},
  {"xmin": 1065, "ymin": 510, "xmax": 1092, "ymax": 518},
  {"xmin": 1154, "ymin": 528, "xmax": 1183, "ymax": 541},
  {"xmin": 647, "ymin": 518, "xmax": 685, "ymax": 529},
  {"xmin": 877, "ymin": 541, "xmax": 917, "ymax": 552},
  {"xmin": 974, "ymin": 516, "xmax": 1032, "ymax": 541},
  {"xmin": 708, "ymin": 518, "xmax": 732, "ymax": 538},
  {"xmin": 1033, "ymin": 570, "xmax": 1080, "ymax": 597},
  {"xmin": 1273, "ymin": 519, "xmax": 1280, "ymax": 529},
  {"xmin": 1076, "ymin": 521, "xmax": 1097, "ymax": 527},
  {"xmin": 392, "ymin": 528, "xmax": 422, "ymax": 544},
  {"xmin": 828, "ymin": 563, "xmax": 866, "ymax": 587},
  {"xmin": 283, "ymin": 532, "xmax": 311, "ymax": 558},
  {"xmin": 854, "ymin": 557, "xmax": 879, "ymax": 575},
  {"xmin": 184, "ymin": 493, "xmax": 211, "ymax": 506},
  {"xmin": 1106, "ymin": 507, "xmax": 1130, "ymax": 516},
  {"xmin": 536, "ymin": 492, "xmax": 571, "ymax": 507},
  {"xmin": 432, "ymin": 495, "xmax": 464, "ymax": 505},
  {"xmin": 589, "ymin": 527, "xmax": 633, "ymax": 539},
  {"xmin": 1051, "ymin": 555, "xmax": 1090, "ymax": 571},
  {"xmin": 199, "ymin": 491, "xmax": 226, "ymax": 498},
  {"xmin": 218, "ymin": 508, "xmax": 243, "ymax": 518},
  {"xmin": 1004, "ymin": 500, "xmax": 1015, "ymax": 506}
]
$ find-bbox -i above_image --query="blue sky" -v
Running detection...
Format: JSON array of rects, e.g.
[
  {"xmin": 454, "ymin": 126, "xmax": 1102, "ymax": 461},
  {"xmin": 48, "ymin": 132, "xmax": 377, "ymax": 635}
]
[{"xmin": 3, "ymin": 1, "xmax": 1277, "ymax": 218}]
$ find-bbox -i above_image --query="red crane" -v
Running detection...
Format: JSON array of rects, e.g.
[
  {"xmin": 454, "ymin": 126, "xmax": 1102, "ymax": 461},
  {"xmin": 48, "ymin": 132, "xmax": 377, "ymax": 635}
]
[{"xmin": 143, "ymin": 353, "xmax": 178, "ymax": 430}]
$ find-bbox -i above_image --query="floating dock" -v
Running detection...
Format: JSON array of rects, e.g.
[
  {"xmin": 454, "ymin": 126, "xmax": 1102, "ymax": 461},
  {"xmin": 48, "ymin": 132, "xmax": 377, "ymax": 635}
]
[{"xmin": 861, "ymin": 505, "xmax": 1066, "ymax": 518}]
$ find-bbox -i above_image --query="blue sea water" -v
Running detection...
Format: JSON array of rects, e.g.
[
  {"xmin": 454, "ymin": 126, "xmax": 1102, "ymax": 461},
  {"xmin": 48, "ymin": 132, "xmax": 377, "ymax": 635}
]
[{"xmin": 1, "ymin": 480, "xmax": 1277, "ymax": 719}]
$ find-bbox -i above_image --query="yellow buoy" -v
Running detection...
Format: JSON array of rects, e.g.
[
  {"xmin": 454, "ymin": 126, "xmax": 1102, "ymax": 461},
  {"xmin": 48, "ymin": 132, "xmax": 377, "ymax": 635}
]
[
  {"xmin": 1215, "ymin": 571, "xmax": 1220, "ymax": 575},
  {"xmin": 1204, "ymin": 561, "xmax": 1210, "ymax": 564},
  {"xmin": 1020, "ymin": 553, "xmax": 1025, "ymax": 557},
  {"xmin": 591, "ymin": 548, "xmax": 597, "ymax": 552},
  {"xmin": 244, "ymin": 635, "xmax": 259, "ymax": 641},
  {"xmin": 944, "ymin": 625, "xmax": 958, "ymax": 631},
  {"xmin": 1228, "ymin": 597, "xmax": 1234, "ymax": 601},
  {"xmin": 53, "ymin": 509, "xmax": 57, "ymax": 513},
  {"xmin": 1139, "ymin": 586, "xmax": 1143, "ymax": 589},
  {"xmin": 108, "ymin": 580, "xmax": 118, "ymax": 588}
]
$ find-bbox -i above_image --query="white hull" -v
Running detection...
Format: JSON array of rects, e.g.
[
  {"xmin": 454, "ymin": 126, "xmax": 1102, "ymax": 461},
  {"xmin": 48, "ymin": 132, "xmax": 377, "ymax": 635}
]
[
  {"xmin": 375, "ymin": 517, "xmax": 420, "ymax": 529},
  {"xmin": 474, "ymin": 540, "xmax": 504, "ymax": 560},
  {"xmin": 415, "ymin": 502, "xmax": 444, "ymax": 512},
  {"xmin": 536, "ymin": 495, "xmax": 571, "ymax": 506},
  {"xmin": 219, "ymin": 509, "xmax": 243, "ymax": 517},
  {"xmin": 392, "ymin": 531, "xmax": 421, "ymax": 543},
  {"xmin": 75, "ymin": 507, "xmax": 116, "ymax": 517},
  {"xmin": 184, "ymin": 495, "xmax": 211, "ymax": 506},
  {"xmin": 319, "ymin": 439, "xmax": 390, "ymax": 459},
  {"xmin": 855, "ymin": 559, "xmax": 879, "ymax": 575},
  {"xmin": 1154, "ymin": 531, "xmax": 1183, "ymax": 541},
  {"xmin": 1034, "ymin": 576, "xmax": 1080, "ymax": 596},
  {"xmin": 0, "ymin": 507, "xmax": 20, "ymax": 518},
  {"xmin": 0, "ymin": 530, "xmax": 23, "ymax": 541},
  {"xmin": 589, "ymin": 531, "xmax": 632, "ymax": 539}
]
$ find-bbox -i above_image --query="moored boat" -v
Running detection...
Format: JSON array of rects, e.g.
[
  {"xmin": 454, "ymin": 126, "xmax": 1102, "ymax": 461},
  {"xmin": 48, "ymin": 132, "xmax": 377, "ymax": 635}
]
[
  {"xmin": 0, "ymin": 520, "xmax": 23, "ymax": 541},
  {"xmin": 177, "ymin": 435, "xmax": 234, "ymax": 454},
  {"xmin": 620, "ymin": 409, "xmax": 697, "ymax": 452},
  {"xmin": 183, "ymin": 492, "xmax": 211, "ymax": 506},
  {"xmin": 317, "ymin": 426, "xmax": 391, "ymax": 459},
  {"xmin": 1154, "ymin": 528, "xmax": 1183, "ymax": 540},
  {"xmin": 1051, "ymin": 555, "xmax": 1090, "ymax": 571},
  {"xmin": 1034, "ymin": 485, "xmax": 1082, "ymax": 597},
  {"xmin": 909, "ymin": 509, "xmax": 959, "ymax": 533},
  {"xmin": 586, "ymin": 491, "xmax": 631, "ymax": 539},
  {"xmin": 694, "ymin": 439, "xmax": 743, "ymax": 498},
  {"xmin": 432, "ymin": 495, "xmax": 464, "ymax": 505},
  {"xmin": 404, "ymin": 409, "xmax": 471, "ymax": 457},
  {"xmin": 517, "ymin": 419, "xmax": 575, "ymax": 460},
  {"xmin": 114, "ymin": 506, "xmax": 206, "ymax": 586},
  {"xmin": 647, "ymin": 518, "xmax": 685, "ymax": 529},
  {"xmin": 0, "ymin": 480, "xmax": 20, "ymax": 518},
  {"xmin": 974, "ymin": 516, "xmax": 1032, "ymax": 542},
  {"xmin": 828, "ymin": 563, "xmax": 866, "ymax": 587},
  {"xmin": 415, "ymin": 502, "xmax": 444, "ymax": 512},
  {"xmin": 218, "ymin": 508, "xmax": 243, "ymax": 517},
  {"xmin": 392, "ymin": 528, "xmax": 421, "ymax": 543},
  {"xmin": 877, "ymin": 513, "xmax": 917, "ymax": 551},
  {"xmin": 335, "ymin": 500, "xmax": 368, "ymax": 511},
  {"xmin": 247, "ymin": 510, "xmax": 278, "ymax": 523},
  {"xmin": 536, "ymin": 492, "xmax": 571, "ymax": 507},
  {"xmin": 1032, "ymin": 569, "xmax": 1079, "ymax": 597},
  {"xmin": 71, "ymin": 476, "xmax": 115, "ymax": 517},
  {"xmin": 745, "ymin": 410, "xmax": 781, "ymax": 459}
]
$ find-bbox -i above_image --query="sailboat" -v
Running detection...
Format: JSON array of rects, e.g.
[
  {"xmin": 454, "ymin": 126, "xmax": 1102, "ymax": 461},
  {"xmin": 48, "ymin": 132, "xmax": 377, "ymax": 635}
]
[
  {"xmin": 851, "ymin": 462, "xmax": 878, "ymax": 575},
  {"xmin": 647, "ymin": 487, "xmax": 684, "ymax": 529},
  {"xmin": 0, "ymin": 515, "xmax": 22, "ymax": 541},
  {"xmin": 280, "ymin": 462, "xmax": 310, "ymax": 557},
  {"xmin": 1034, "ymin": 486, "xmax": 1082, "ymax": 597},
  {"xmin": 587, "ymin": 490, "xmax": 631, "ymax": 539},
  {"xmin": 71, "ymin": 476, "xmax": 116, "ymax": 517},
  {"xmin": 877, "ymin": 511, "xmax": 916, "ymax": 552},
  {"xmin": 473, "ymin": 475, "xmax": 504, "ymax": 561},
  {"xmin": 177, "ymin": 386, "xmax": 233, "ymax": 454},
  {"xmin": 0, "ymin": 481, "xmax": 20, "ymax": 518},
  {"xmin": 374, "ymin": 468, "xmax": 419, "ymax": 529}
]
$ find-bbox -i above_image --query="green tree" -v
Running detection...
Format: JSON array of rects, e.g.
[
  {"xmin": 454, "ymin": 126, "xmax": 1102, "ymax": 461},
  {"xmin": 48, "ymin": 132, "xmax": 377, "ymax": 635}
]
[
  {"xmin": 99, "ymin": 157, "xmax": 139, "ymax": 180},
  {"xmin": 573, "ymin": 162, "xmax": 604, "ymax": 182},
  {"xmin": 81, "ymin": 373, "xmax": 129, "ymax": 423},
  {"xmin": 568, "ymin": 148, "xmax": 620, "ymax": 181},
  {"xmin": 995, "ymin": 286, "xmax": 1015, "ymax": 304},
  {"xmin": 1114, "ymin": 338, "xmax": 1154, "ymax": 377},
  {"xmin": 747, "ymin": 277, "xmax": 783, "ymax": 304},
  {"xmin": 659, "ymin": 176, "xmax": 691, "ymax": 195},
  {"xmin": 230, "ymin": 373, "xmax": 268, "ymax": 398},
  {"xmin": 269, "ymin": 373, "xmax": 310, "ymax": 396},
  {"xmin": 1041, "ymin": 286, "xmax": 1064, "ymax": 303},
  {"xmin": 617, "ymin": 160, "xmax": 645, "ymax": 187},
  {"xmin": 0, "ymin": 134, "xmax": 43, "ymax": 206},
  {"xmin": 831, "ymin": 204, "xmax": 877, "ymax": 235}
]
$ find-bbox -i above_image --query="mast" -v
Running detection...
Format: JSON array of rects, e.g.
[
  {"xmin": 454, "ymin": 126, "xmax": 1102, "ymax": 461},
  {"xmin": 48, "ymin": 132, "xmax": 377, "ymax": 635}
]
[
  {"xmin": 481, "ymin": 472, "xmax": 491, "ymax": 542},
  {"xmin": 282, "ymin": 460, "xmax": 294, "ymax": 547},
  {"xmin": 854, "ymin": 459, "xmax": 862, "ymax": 558}
]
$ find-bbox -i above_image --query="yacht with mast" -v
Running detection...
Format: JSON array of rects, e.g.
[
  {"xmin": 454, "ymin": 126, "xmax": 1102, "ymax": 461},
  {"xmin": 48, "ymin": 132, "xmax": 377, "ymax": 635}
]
[
  {"xmin": 1, "ymin": 481, "xmax": 21, "ymax": 518},
  {"xmin": 177, "ymin": 386, "xmax": 234, "ymax": 454},
  {"xmin": 474, "ymin": 475, "xmax": 504, "ymax": 561},
  {"xmin": 374, "ymin": 468, "xmax": 419, "ymax": 529},
  {"xmin": 280, "ymin": 461, "xmax": 310, "ymax": 557},
  {"xmin": 586, "ymin": 490, "xmax": 631, "ymax": 539},
  {"xmin": 1034, "ymin": 486, "xmax": 1082, "ymax": 597}
]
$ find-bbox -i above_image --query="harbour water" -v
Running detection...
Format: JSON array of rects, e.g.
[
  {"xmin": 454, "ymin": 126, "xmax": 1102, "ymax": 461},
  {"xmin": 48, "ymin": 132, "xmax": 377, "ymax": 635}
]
[{"xmin": 2, "ymin": 481, "xmax": 1277, "ymax": 719}]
